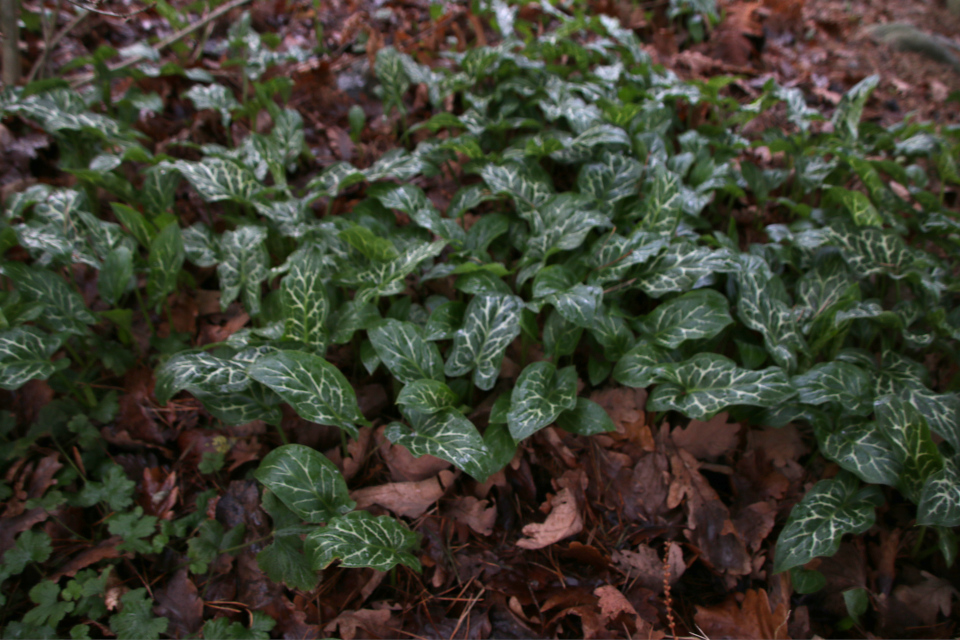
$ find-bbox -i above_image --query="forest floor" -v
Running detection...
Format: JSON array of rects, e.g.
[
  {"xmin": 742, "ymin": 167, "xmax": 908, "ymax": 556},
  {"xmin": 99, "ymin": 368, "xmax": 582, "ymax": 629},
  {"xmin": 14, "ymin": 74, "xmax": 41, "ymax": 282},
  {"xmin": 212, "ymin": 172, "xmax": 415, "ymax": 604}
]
[{"xmin": 2, "ymin": 0, "xmax": 960, "ymax": 637}]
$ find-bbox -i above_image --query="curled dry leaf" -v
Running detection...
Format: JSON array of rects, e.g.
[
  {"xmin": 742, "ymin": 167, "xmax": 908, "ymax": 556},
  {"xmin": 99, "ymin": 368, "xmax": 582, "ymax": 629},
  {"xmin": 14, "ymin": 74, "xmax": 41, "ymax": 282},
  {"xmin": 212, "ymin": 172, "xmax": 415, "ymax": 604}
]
[
  {"xmin": 323, "ymin": 608, "xmax": 399, "ymax": 640},
  {"xmin": 893, "ymin": 571, "xmax": 959, "ymax": 626},
  {"xmin": 594, "ymin": 585, "xmax": 666, "ymax": 640},
  {"xmin": 153, "ymin": 568, "xmax": 204, "ymax": 639},
  {"xmin": 444, "ymin": 495, "xmax": 497, "ymax": 536},
  {"xmin": 516, "ymin": 487, "xmax": 583, "ymax": 550},
  {"xmin": 671, "ymin": 412, "xmax": 740, "ymax": 460},
  {"xmin": 49, "ymin": 536, "xmax": 125, "ymax": 581},
  {"xmin": 694, "ymin": 589, "xmax": 791, "ymax": 640},
  {"xmin": 351, "ymin": 469, "xmax": 455, "ymax": 518}
]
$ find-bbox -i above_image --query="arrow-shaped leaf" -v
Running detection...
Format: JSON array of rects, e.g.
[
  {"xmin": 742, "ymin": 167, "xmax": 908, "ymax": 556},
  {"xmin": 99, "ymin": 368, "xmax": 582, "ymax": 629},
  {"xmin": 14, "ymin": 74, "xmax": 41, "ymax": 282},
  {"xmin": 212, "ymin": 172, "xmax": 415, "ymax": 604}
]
[
  {"xmin": 444, "ymin": 293, "xmax": 523, "ymax": 391},
  {"xmin": 507, "ymin": 362, "xmax": 578, "ymax": 440},
  {"xmin": 817, "ymin": 417, "xmax": 902, "ymax": 486},
  {"xmin": 254, "ymin": 444, "xmax": 355, "ymax": 523},
  {"xmin": 917, "ymin": 454, "xmax": 960, "ymax": 527},
  {"xmin": 874, "ymin": 395, "xmax": 944, "ymax": 503},
  {"xmin": 0, "ymin": 327, "xmax": 64, "ymax": 391},
  {"xmin": 637, "ymin": 289, "xmax": 732, "ymax": 349},
  {"xmin": 369, "ymin": 319, "xmax": 443, "ymax": 384},
  {"xmin": 794, "ymin": 361, "xmax": 874, "ymax": 417},
  {"xmin": 385, "ymin": 408, "xmax": 491, "ymax": 481},
  {"xmin": 218, "ymin": 226, "xmax": 269, "ymax": 316},
  {"xmin": 396, "ymin": 379, "xmax": 458, "ymax": 414},
  {"xmin": 305, "ymin": 510, "xmax": 421, "ymax": 572}
]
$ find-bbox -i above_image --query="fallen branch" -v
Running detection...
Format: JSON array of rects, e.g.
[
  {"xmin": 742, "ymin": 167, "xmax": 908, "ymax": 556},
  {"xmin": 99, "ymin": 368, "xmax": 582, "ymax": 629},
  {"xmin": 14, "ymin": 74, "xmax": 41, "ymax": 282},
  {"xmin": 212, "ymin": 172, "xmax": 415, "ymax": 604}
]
[{"xmin": 66, "ymin": 0, "xmax": 252, "ymax": 88}]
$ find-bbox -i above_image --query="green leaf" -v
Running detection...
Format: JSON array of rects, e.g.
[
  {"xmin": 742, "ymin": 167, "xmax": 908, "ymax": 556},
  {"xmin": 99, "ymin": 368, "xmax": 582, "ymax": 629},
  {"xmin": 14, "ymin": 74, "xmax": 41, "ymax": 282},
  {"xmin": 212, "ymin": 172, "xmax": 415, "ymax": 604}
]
[
  {"xmin": 832, "ymin": 187, "xmax": 883, "ymax": 227},
  {"xmin": 139, "ymin": 165, "xmax": 180, "ymax": 217},
  {"xmin": 369, "ymin": 319, "xmax": 444, "ymax": 384},
  {"xmin": 831, "ymin": 74, "xmax": 878, "ymax": 140},
  {"xmin": 827, "ymin": 222, "xmax": 913, "ymax": 278},
  {"xmin": 182, "ymin": 223, "xmax": 220, "ymax": 267},
  {"xmin": 843, "ymin": 588, "xmax": 870, "ymax": 625},
  {"xmin": 109, "ymin": 588, "xmax": 168, "ymax": 640},
  {"xmin": 543, "ymin": 309, "xmax": 583, "ymax": 359},
  {"xmin": 98, "ymin": 245, "xmax": 134, "ymax": 306},
  {"xmin": 793, "ymin": 361, "xmax": 874, "ymax": 417},
  {"xmin": 874, "ymin": 395, "xmax": 944, "ymax": 503},
  {"xmin": 424, "ymin": 301, "xmax": 465, "ymax": 341},
  {"xmin": 110, "ymin": 202, "xmax": 157, "ymax": 248},
  {"xmin": 173, "ymin": 158, "xmax": 259, "ymax": 203},
  {"xmin": 385, "ymin": 408, "xmax": 491, "ymax": 481},
  {"xmin": 107, "ymin": 506, "xmax": 158, "ymax": 554},
  {"xmin": 147, "ymin": 222, "xmax": 185, "ymax": 310},
  {"xmin": 507, "ymin": 362, "xmax": 578, "ymax": 440},
  {"xmin": 254, "ymin": 444, "xmax": 354, "ymax": 524},
  {"xmin": 557, "ymin": 398, "xmax": 616, "ymax": 436},
  {"xmin": 331, "ymin": 300, "xmax": 381, "ymax": 345},
  {"xmin": 305, "ymin": 510, "xmax": 421, "ymax": 571},
  {"xmin": 218, "ymin": 226, "xmax": 269, "ymax": 316},
  {"xmin": 790, "ymin": 567, "xmax": 826, "ymax": 594},
  {"xmin": 203, "ymin": 612, "xmax": 275, "ymax": 640},
  {"xmin": 772, "ymin": 473, "xmax": 877, "ymax": 573},
  {"xmin": 0, "ymin": 327, "xmax": 64, "ymax": 391},
  {"xmin": 894, "ymin": 387, "xmax": 960, "ymax": 453},
  {"xmin": 23, "ymin": 581, "xmax": 74, "ymax": 629},
  {"xmin": 76, "ymin": 464, "xmax": 135, "ymax": 511},
  {"xmin": 465, "ymin": 213, "xmax": 509, "ymax": 253},
  {"xmin": 281, "ymin": 248, "xmax": 329, "ymax": 349},
  {"xmin": 444, "ymin": 293, "xmax": 523, "ymax": 391},
  {"xmin": 374, "ymin": 47, "xmax": 411, "ymax": 116},
  {"xmin": 549, "ymin": 284, "xmax": 603, "ymax": 328},
  {"xmin": 649, "ymin": 353, "xmax": 796, "ymax": 420},
  {"xmin": 637, "ymin": 289, "xmax": 732, "ymax": 349},
  {"xmin": 249, "ymin": 351, "xmax": 366, "ymax": 437},
  {"xmin": 917, "ymin": 454, "xmax": 960, "ymax": 527},
  {"xmin": 184, "ymin": 83, "xmax": 240, "ymax": 126},
  {"xmin": 155, "ymin": 352, "xmax": 250, "ymax": 405},
  {"xmin": 479, "ymin": 161, "xmax": 554, "ymax": 211},
  {"xmin": 1, "ymin": 263, "xmax": 97, "ymax": 334},
  {"xmin": 639, "ymin": 163, "xmax": 682, "ymax": 234},
  {"xmin": 339, "ymin": 224, "xmax": 399, "ymax": 261},
  {"xmin": 590, "ymin": 308, "xmax": 635, "ymax": 360},
  {"xmin": 577, "ymin": 151, "xmax": 643, "ymax": 204},
  {"xmin": 396, "ymin": 379, "xmax": 458, "ymax": 414},
  {"xmin": 735, "ymin": 255, "xmax": 805, "ymax": 372},
  {"xmin": 817, "ymin": 417, "xmax": 902, "ymax": 486},
  {"xmin": 339, "ymin": 241, "xmax": 446, "ymax": 304},
  {"xmin": 636, "ymin": 244, "xmax": 739, "ymax": 298}
]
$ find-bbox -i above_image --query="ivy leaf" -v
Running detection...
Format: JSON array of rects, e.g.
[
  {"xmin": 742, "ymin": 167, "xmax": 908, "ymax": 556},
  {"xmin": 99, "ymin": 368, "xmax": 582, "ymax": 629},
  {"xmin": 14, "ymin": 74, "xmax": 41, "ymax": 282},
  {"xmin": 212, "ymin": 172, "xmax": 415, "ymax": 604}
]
[
  {"xmin": 396, "ymin": 379, "xmax": 458, "ymax": 414},
  {"xmin": 147, "ymin": 222, "xmax": 185, "ymax": 311},
  {"xmin": 0, "ymin": 327, "xmax": 64, "ymax": 391},
  {"xmin": 444, "ymin": 293, "xmax": 523, "ymax": 391},
  {"xmin": 874, "ymin": 395, "xmax": 944, "ymax": 503},
  {"xmin": 917, "ymin": 454, "xmax": 960, "ymax": 527},
  {"xmin": 507, "ymin": 362, "xmax": 578, "ymax": 440},
  {"xmin": 794, "ymin": 361, "xmax": 875, "ymax": 417},
  {"xmin": 218, "ymin": 226, "xmax": 269, "ymax": 316},
  {"xmin": 817, "ymin": 417, "xmax": 902, "ymax": 486},
  {"xmin": 98, "ymin": 245, "xmax": 134, "ymax": 306},
  {"xmin": 1, "ymin": 262, "xmax": 97, "ymax": 334},
  {"xmin": 637, "ymin": 289, "xmax": 733, "ymax": 349},
  {"xmin": 173, "ymin": 158, "xmax": 259, "ymax": 204},
  {"xmin": 249, "ymin": 351, "xmax": 366, "ymax": 437},
  {"xmin": 649, "ymin": 353, "xmax": 796, "ymax": 420},
  {"xmin": 385, "ymin": 408, "xmax": 491, "ymax": 481},
  {"xmin": 254, "ymin": 444, "xmax": 354, "ymax": 524},
  {"xmin": 368, "ymin": 319, "xmax": 444, "ymax": 384},
  {"xmin": 773, "ymin": 472, "xmax": 878, "ymax": 573},
  {"xmin": 154, "ymin": 352, "xmax": 250, "ymax": 405},
  {"xmin": 557, "ymin": 398, "xmax": 616, "ymax": 436},
  {"xmin": 109, "ymin": 588, "xmax": 168, "ymax": 640},
  {"xmin": 281, "ymin": 248, "xmax": 330, "ymax": 349},
  {"xmin": 305, "ymin": 510, "xmax": 421, "ymax": 571}
]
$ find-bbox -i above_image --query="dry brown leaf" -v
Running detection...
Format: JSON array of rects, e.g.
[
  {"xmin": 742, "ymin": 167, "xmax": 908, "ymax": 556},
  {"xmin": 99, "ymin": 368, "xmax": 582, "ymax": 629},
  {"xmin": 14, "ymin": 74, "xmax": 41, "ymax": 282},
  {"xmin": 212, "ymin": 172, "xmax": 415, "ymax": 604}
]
[
  {"xmin": 733, "ymin": 501, "xmax": 777, "ymax": 552},
  {"xmin": 516, "ymin": 488, "xmax": 583, "ymax": 550},
  {"xmin": 893, "ymin": 571, "xmax": 959, "ymax": 625},
  {"xmin": 694, "ymin": 589, "xmax": 791, "ymax": 639},
  {"xmin": 153, "ymin": 569, "xmax": 203, "ymax": 639},
  {"xmin": 590, "ymin": 387, "xmax": 650, "ymax": 447},
  {"xmin": 444, "ymin": 496, "xmax": 497, "ymax": 536},
  {"xmin": 594, "ymin": 585, "xmax": 637, "ymax": 623},
  {"xmin": 746, "ymin": 424, "xmax": 807, "ymax": 481},
  {"xmin": 351, "ymin": 470, "xmax": 455, "ymax": 518},
  {"xmin": 323, "ymin": 608, "xmax": 398, "ymax": 640},
  {"xmin": 343, "ymin": 426, "xmax": 373, "ymax": 481},
  {"xmin": 671, "ymin": 412, "xmax": 740, "ymax": 460},
  {"xmin": 49, "ymin": 537, "xmax": 125, "ymax": 581},
  {"xmin": 611, "ymin": 542, "xmax": 685, "ymax": 592}
]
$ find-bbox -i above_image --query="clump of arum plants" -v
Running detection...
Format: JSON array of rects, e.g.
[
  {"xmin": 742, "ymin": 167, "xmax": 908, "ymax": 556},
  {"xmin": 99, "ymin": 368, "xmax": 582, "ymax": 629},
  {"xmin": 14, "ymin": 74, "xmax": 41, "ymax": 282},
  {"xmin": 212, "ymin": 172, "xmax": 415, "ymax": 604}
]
[{"xmin": 0, "ymin": 3, "xmax": 958, "ymax": 632}]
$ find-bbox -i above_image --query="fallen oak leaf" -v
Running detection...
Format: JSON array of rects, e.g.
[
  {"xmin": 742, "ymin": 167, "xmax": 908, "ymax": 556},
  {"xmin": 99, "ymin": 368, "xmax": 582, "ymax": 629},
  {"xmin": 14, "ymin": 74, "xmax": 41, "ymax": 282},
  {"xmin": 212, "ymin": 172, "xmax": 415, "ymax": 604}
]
[
  {"xmin": 694, "ymin": 589, "xmax": 791, "ymax": 640},
  {"xmin": 893, "ymin": 571, "xmax": 959, "ymax": 626},
  {"xmin": 671, "ymin": 412, "xmax": 740, "ymax": 460},
  {"xmin": 611, "ymin": 542, "xmax": 685, "ymax": 593},
  {"xmin": 444, "ymin": 496, "xmax": 497, "ymax": 536},
  {"xmin": 516, "ymin": 487, "xmax": 583, "ymax": 550},
  {"xmin": 351, "ymin": 470, "xmax": 455, "ymax": 518},
  {"xmin": 323, "ymin": 608, "xmax": 399, "ymax": 640}
]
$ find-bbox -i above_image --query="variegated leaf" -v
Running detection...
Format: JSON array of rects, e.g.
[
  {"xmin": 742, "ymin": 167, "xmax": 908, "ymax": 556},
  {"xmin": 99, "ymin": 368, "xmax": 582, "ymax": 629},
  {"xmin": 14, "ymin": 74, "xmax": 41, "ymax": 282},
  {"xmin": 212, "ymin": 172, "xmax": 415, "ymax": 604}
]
[
  {"xmin": 588, "ymin": 231, "xmax": 667, "ymax": 284},
  {"xmin": 543, "ymin": 309, "xmax": 583, "ymax": 359},
  {"xmin": 590, "ymin": 308, "xmax": 635, "ymax": 360},
  {"xmin": 549, "ymin": 284, "xmax": 603, "ymax": 328},
  {"xmin": 339, "ymin": 241, "xmax": 445, "ymax": 304},
  {"xmin": 368, "ymin": 319, "xmax": 443, "ymax": 384},
  {"xmin": 918, "ymin": 454, "xmax": 960, "ymax": 527},
  {"xmin": 140, "ymin": 165, "xmax": 180, "ymax": 217},
  {"xmin": 649, "ymin": 353, "xmax": 796, "ymax": 420},
  {"xmin": 1, "ymin": 262, "xmax": 97, "ymax": 335},
  {"xmin": 0, "ymin": 327, "xmax": 64, "ymax": 391},
  {"xmin": 894, "ymin": 387, "xmax": 960, "ymax": 453},
  {"xmin": 773, "ymin": 472, "xmax": 878, "ymax": 573},
  {"xmin": 874, "ymin": 395, "xmax": 944, "ymax": 503},
  {"xmin": 523, "ymin": 194, "xmax": 608, "ymax": 264},
  {"xmin": 507, "ymin": 362, "xmax": 578, "ymax": 440},
  {"xmin": 827, "ymin": 222, "xmax": 913, "ymax": 278},
  {"xmin": 248, "ymin": 351, "xmax": 366, "ymax": 437},
  {"xmin": 557, "ymin": 398, "xmax": 616, "ymax": 436},
  {"xmin": 637, "ymin": 289, "xmax": 732, "ymax": 349},
  {"xmin": 305, "ymin": 510, "xmax": 421, "ymax": 571},
  {"xmin": 147, "ymin": 222, "xmax": 185, "ymax": 310},
  {"xmin": 184, "ymin": 84, "xmax": 240, "ymax": 127},
  {"xmin": 385, "ymin": 408, "xmax": 491, "ymax": 481},
  {"xmin": 735, "ymin": 255, "xmax": 805, "ymax": 372},
  {"xmin": 193, "ymin": 388, "xmax": 281, "ymax": 426},
  {"xmin": 639, "ymin": 163, "xmax": 682, "ymax": 234},
  {"xmin": 612, "ymin": 340, "xmax": 670, "ymax": 388},
  {"xmin": 796, "ymin": 252, "xmax": 857, "ymax": 330},
  {"xmin": 817, "ymin": 417, "xmax": 902, "ymax": 486},
  {"xmin": 831, "ymin": 74, "xmax": 878, "ymax": 141},
  {"xmin": 182, "ymin": 223, "xmax": 220, "ymax": 267},
  {"xmin": 637, "ymin": 244, "xmax": 739, "ymax": 298},
  {"xmin": 218, "ymin": 226, "xmax": 269, "ymax": 316},
  {"xmin": 375, "ymin": 47, "xmax": 411, "ymax": 116},
  {"xmin": 396, "ymin": 379, "xmax": 458, "ymax": 414},
  {"xmin": 173, "ymin": 158, "xmax": 259, "ymax": 204},
  {"xmin": 577, "ymin": 151, "xmax": 643, "ymax": 204},
  {"xmin": 255, "ymin": 444, "xmax": 355, "ymax": 523},
  {"xmin": 308, "ymin": 162, "xmax": 365, "ymax": 198},
  {"xmin": 444, "ymin": 293, "xmax": 523, "ymax": 391},
  {"xmin": 155, "ymin": 352, "xmax": 251, "ymax": 405},
  {"xmin": 282, "ymin": 248, "xmax": 329, "ymax": 349},
  {"xmin": 424, "ymin": 302, "xmax": 465, "ymax": 341},
  {"xmin": 479, "ymin": 161, "xmax": 554, "ymax": 211},
  {"xmin": 793, "ymin": 361, "xmax": 874, "ymax": 417},
  {"xmin": 364, "ymin": 149, "xmax": 426, "ymax": 182},
  {"xmin": 339, "ymin": 225, "xmax": 399, "ymax": 262}
]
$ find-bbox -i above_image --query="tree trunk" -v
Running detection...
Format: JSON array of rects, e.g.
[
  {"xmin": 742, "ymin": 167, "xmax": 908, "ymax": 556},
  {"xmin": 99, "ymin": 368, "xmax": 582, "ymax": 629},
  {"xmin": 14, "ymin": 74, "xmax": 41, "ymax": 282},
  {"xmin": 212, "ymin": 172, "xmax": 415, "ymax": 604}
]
[{"xmin": 1, "ymin": 0, "xmax": 20, "ymax": 87}]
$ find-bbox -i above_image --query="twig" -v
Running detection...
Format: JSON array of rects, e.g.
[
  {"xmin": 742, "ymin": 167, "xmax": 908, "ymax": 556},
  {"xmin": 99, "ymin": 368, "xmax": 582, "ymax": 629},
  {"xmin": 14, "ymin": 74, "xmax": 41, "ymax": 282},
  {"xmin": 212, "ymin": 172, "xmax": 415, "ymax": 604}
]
[
  {"xmin": 26, "ymin": 3, "xmax": 86, "ymax": 83},
  {"xmin": 63, "ymin": 0, "xmax": 153, "ymax": 19},
  {"xmin": 663, "ymin": 541, "xmax": 678, "ymax": 640},
  {"xmin": 448, "ymin": 586, "xmax": 485, "ymax": 640},
  {"xmin": 66, "ymin": 0, "xmax": 253, "ymax": 88}
]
